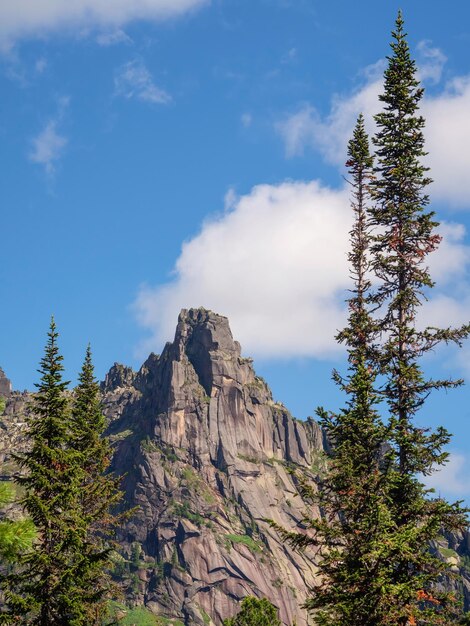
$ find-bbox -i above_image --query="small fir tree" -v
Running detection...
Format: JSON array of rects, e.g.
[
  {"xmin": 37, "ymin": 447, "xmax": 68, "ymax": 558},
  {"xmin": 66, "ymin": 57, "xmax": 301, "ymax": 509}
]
[
  {"xmin": 69, "ymin": 345, "xmax": 125, "ymax": 625},
  {"xmin": 222, "ymin": 596, "xmax": 282, "ymax": 626}
]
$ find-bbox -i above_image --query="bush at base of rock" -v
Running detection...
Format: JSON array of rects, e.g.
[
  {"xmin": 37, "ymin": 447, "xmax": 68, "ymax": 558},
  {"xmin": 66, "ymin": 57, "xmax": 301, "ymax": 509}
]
[{"xmin": 222, "ymin": 596, "xmax": 282, "ymax": 626}]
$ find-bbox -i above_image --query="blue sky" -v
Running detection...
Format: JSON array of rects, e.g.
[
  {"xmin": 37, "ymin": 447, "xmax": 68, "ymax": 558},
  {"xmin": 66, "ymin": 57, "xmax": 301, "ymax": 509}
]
[{"xmin": 2, "ymin": 0, "xmax": 470, "ymax": 498}]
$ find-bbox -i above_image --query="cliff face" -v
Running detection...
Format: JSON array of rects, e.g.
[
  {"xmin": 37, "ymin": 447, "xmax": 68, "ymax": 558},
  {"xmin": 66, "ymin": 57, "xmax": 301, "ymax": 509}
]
[
  {"xmin": 1, "ymin": 308, "xmax": 469, "ymax": 625},
  {"xmin": 104, "ymin": 308, "xmax": 323, "ymax": 625}
]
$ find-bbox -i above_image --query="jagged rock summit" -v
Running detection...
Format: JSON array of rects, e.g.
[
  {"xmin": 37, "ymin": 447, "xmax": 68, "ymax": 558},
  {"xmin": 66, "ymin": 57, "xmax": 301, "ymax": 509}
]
[{"xmin": 105, "ymin": 308, "xmax": 324, "ymax": 625}]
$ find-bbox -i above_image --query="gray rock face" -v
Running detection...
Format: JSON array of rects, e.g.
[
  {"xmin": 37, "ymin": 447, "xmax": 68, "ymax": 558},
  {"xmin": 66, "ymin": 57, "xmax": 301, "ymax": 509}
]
[
  {"xmin": 0, "ymin": 368, "xmax": 12, "ymax": 398},
  {"xmin": 107, "ymin": 308, "xmax": 323, "ymax": 625}
]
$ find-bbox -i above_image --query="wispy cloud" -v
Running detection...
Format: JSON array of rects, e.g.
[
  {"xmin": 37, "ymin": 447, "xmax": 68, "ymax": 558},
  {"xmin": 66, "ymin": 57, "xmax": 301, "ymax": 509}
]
[
  {"xmin": 96, "ymin": 29, "xmax": 132, "ymax": 47},
  {"xmin": 114, "ymin": 59, "xmax": 171, "ymax": 105},
  {"xmin": 29, "ymin": 121, "xmax": 67, "ymax": 175},
  {"xmin": 241, "ymin": 113, "xmax": 252, "ymax": 128},
  {"xmin": 417, "ymin": 40, "xmax": 447, "ymax": 84},
  {"xmin": 281, "ymin": 47, "xmax": 298, "ymax": 65},
  {"xmin": 34, "ymin": 56, "xmax": 47, "ymax": 74},
  {"xmin": 0, "ymin": 0, "xmax": 210, "ymax": 49},
  {"xmin": 29, "ymin": 98, "xmax": 69, "ymax": 175}
]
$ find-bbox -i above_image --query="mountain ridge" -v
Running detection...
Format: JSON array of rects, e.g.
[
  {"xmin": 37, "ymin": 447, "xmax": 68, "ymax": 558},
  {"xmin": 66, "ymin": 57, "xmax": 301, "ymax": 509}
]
[{"xmin": 0, "ymin": 308, "xmax": 469, "ymax": 625}]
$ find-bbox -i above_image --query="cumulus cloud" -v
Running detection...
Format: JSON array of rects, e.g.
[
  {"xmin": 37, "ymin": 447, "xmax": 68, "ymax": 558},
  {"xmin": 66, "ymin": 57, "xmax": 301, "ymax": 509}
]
[
  {"xmin": 133, "ymin": 38, "xmax": 470, "ymax": 361},
  {"xmin": 276, "ymin": 74, "xmax": 381, "ymax": 162},
  {"xmin": 0, "ymin": 0, "xmax": 209, "ymax": 49},
  {"xmin": 276, "ymin": 45, "xmax": 470, "ymax": 209},
  {"xmin": 114, "ymin": 59, "xmax": 171, "ymax": 104},
  {"xmin": 422, "ymin": 453, "xmax": 470, "ymax": 496},
  {"xmin": 427, "ymin": 222, "xmax": 470, "ymax": 285},
  {"xmin": 424, "ymin": 77, "xmax": 470, "ymax": 208},
  {"xmin": 133, "ymin": 180, "xmax": 470, "ymax": 359},
  {"xmin": 134, "ymin": 180, "xmax": 351, "ymax": 358}
]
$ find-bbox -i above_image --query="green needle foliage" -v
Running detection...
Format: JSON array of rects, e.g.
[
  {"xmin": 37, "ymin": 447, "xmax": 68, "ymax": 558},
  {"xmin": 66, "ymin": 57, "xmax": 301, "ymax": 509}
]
[
  {"xmin": 222, "ymin": 597, "xmax": 282, "ymax": 626},
  {"xmin": 0, "ymin": 483, "xmax": 35, "ymax": 563}
]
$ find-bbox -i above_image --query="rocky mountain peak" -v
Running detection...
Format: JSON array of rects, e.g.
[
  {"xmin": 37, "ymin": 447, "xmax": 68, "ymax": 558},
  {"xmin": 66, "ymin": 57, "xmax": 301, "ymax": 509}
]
[
  {"xmin": 101, "ymin": 362, "xmax": 136, "ymax": 393},
  {"xmin": 105, "ymin": 308, "xmax": 323, "ymax": 625},
  {"xmin": 174, "ymin": 308, "xmax": 242, "ymax": 396}
]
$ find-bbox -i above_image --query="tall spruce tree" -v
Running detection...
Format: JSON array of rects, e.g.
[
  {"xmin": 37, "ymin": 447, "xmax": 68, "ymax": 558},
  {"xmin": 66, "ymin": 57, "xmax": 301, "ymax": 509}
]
[
  {"xmin": 368, "ymin": 11, "xmax": 469, "ymax": 625},
  {"xmin": 3, "ymin": 319, "xmax": 89, "ymax": 625},
  {"xmin": 274, "ymin": 15, "xmax": 470, "ymax": 624},
  {"xmin": 1, "ymin": 324, "xmax": 125, "ymax": 626}
]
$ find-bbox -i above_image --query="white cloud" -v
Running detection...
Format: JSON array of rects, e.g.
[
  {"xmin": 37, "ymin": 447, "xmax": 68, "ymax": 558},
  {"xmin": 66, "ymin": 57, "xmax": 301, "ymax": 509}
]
[
  {"xmin": 423, "ymin": 77, "xmax": 470, "ymax": 208},
  {"xmin": 276, "ymin": 74, "xmax": 381, "ymax": 162},
  {"xmin": 134, "ymin": 180, "xmax": 470, "ymax": 360},
  {"xmin": 427, "ymin": 222, "xmax": 470, "ymax": 285},
  {"xmin": 0, "ymin": 0, "xmax": 209, "ymax": 48},
  {"xmin": 114, "ymin": 59, "xmax": 171, "ymax": 104},
  {"xmin": 96, "ymin": 29, "xmax": 132, "ymax": 47},
  {"xmin": 422, "ymin": 452, "xmax": 470, "ymax": 496},
  {"xmin": 134, "ymin": 180, "xmax": 351, "ymax": 358},
  {"xmin": 276, "ymin": 47, "xmax": 470, "ymax": 209},
  {"xmin": 417, "ymin": 40, "xmax": 447, "ymax": 84},
  {"xmin": 132, "ymin": 39, "xmax": 470, "ymax": 362},
  {"xmin": 29, "ymin": 120, "xmax": 67, "ymax": 175}
]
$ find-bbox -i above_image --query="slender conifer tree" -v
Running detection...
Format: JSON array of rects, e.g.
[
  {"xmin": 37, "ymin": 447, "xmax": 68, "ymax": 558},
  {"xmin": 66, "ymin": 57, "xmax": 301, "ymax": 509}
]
[
  {"xmin": 367, "ymin": 11, "xmax": 469, "ymax": 625},
  {"xmin": 272, "ymin": 116, "xmax": 394, "ymax": 626},
  {"xmin": 275, "ymin": 15, "xmax": 470, "ymax": 625},
  {"xmin": 306, "ymin": 115, "xmax": 391, "ymax": 625},
  {"xmin": 3, "ymin": 319, "xmax": 88, "ymax": 625},
  {"xmin": 2, "ymin": 325, "xmax": 125, "ymax": 626}
]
